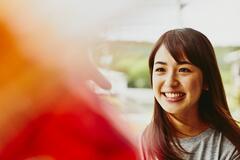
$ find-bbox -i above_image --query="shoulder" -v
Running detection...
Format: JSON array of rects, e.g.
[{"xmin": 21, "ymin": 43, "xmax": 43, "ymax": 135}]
[
  {"xmin": 214, "ymin": 130, "xmax": 240, "ymax": 160},
  {"xmin": 138, "ymin": 124, "xmax": 153, "ymax": 160},
  {"xmin": 180, "ymin": 128, "xmax": 240, "ymax": 160},
  {"xmin": 138, "ymin": 130, "xmax": 146, "ymax": 160}
]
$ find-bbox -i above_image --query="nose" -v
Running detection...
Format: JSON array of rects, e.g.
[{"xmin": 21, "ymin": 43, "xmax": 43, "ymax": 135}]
[{"xmin": 164, "ymin": 71, "xmax": 179, "ymax": 88}]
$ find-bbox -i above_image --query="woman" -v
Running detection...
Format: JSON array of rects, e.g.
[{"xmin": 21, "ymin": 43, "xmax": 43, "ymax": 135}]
[{"xmin": 140, "ymin": 28, "xmax": 240, "ymax": 160}]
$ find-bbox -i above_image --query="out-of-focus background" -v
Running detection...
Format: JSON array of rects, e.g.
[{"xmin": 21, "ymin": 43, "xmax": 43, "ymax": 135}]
[{"xmin": 2, "ymin": 0, "xmax": 240, "ymax": 137}]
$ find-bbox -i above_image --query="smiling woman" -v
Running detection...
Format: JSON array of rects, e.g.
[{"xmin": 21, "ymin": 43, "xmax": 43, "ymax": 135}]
[
  {"xmin": 152, "ymin": 45, "xmax": 204, "ymax": 117},
  {"xmin": 140, "ymin": 28, "xmax": 240, "ymax": 160}
]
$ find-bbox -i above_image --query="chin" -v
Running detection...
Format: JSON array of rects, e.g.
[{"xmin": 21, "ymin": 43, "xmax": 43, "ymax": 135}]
[{"xmin": 161, "ymin": 106, "xmax": 181, "ymax": 114}]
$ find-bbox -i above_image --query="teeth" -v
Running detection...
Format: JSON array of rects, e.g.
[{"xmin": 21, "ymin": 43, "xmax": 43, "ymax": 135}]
[{"xmin": 164, "ymin": 92, "xmax": 184, "ymax": 98}]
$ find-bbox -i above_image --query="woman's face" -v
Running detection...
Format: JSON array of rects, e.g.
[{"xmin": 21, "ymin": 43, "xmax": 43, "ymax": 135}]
[{"xmin": 152, "ymin": 45, "xmax": 204, "ymax": 116}]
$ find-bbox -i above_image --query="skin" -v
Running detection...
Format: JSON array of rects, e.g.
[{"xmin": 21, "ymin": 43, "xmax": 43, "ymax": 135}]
[{"xmin": 152, "ymin": 45, "xmax": 208, "ymax": 137}]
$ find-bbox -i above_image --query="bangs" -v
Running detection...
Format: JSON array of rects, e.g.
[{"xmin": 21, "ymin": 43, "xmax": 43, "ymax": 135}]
[{"xmin": 163, "ymin": 31, "xmax": 189, "ymax": 63}]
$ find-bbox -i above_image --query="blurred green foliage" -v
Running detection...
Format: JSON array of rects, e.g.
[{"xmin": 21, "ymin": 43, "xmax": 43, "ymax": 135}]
[
  {"xmin": 214, "ymin": 47, "xmax": 240, "ymax": 110},
  {"xmin": 94, "ymin": 41, "xmax": 153, "ymax": 88}
]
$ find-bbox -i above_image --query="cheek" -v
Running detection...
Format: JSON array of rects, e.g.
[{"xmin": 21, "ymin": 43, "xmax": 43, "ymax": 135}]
[
  {"xmin": 152, "ymin": 75, "xmax": 158, "ymax": 87},
  {"xmin": 184, "ymin": 76, "xmax": 203, "ymax": 96},
  {"xmin": 152, "ymin": 76, "xmax": 162, "ymax": 94}
]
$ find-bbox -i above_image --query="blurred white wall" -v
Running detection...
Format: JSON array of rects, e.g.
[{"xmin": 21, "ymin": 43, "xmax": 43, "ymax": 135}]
[{"xmin": 104, "ymin": 0, "xmax": 240, "ymax": 46}]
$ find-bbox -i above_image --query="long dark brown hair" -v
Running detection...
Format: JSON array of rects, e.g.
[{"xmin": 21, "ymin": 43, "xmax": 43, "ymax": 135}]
[{"xmin": 141, "ymin": 28, "xmax": 240, "ymax": 160}]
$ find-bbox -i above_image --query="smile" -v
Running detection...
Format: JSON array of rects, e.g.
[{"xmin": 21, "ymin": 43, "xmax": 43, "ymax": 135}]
[{"xmin": 162, "ymin": 92, "xmax": 186, "ymax": 102}]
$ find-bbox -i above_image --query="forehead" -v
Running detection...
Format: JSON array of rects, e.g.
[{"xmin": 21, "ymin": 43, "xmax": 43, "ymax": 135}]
[{"xmin": 154, "ymin": 45, "xmax": 189, "ymax": 64}]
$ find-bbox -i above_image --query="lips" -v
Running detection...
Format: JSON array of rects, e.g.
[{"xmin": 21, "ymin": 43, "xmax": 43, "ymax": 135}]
[{"xmin": 162, "ymin": 92, "xmax": 186, "ymax": 102}]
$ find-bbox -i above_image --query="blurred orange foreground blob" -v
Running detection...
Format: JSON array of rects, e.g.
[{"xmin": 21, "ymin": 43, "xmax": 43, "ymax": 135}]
[{"xmin": 0, "ymin": 1, "xmax": 137, "ymax": 160}]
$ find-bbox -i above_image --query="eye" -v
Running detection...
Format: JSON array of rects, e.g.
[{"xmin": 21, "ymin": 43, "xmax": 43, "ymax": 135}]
[
  {"xmin": 155, "ymin": 67, "xmax": 166, "ymax": 72},
  {"xmin": 179, "ymin": 68, "xmax": 191, "ymax": 72}
]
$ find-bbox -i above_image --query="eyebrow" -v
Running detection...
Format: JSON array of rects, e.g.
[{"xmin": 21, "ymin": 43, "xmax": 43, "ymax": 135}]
[{"xmin": 154, "ymin": 61, "xmax": 192, "ymax": 65}]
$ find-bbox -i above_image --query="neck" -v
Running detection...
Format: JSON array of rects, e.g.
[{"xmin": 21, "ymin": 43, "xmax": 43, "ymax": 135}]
[{"xmin": 168, "ymin": 109, "xmax": 209, "ymax": 138}]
